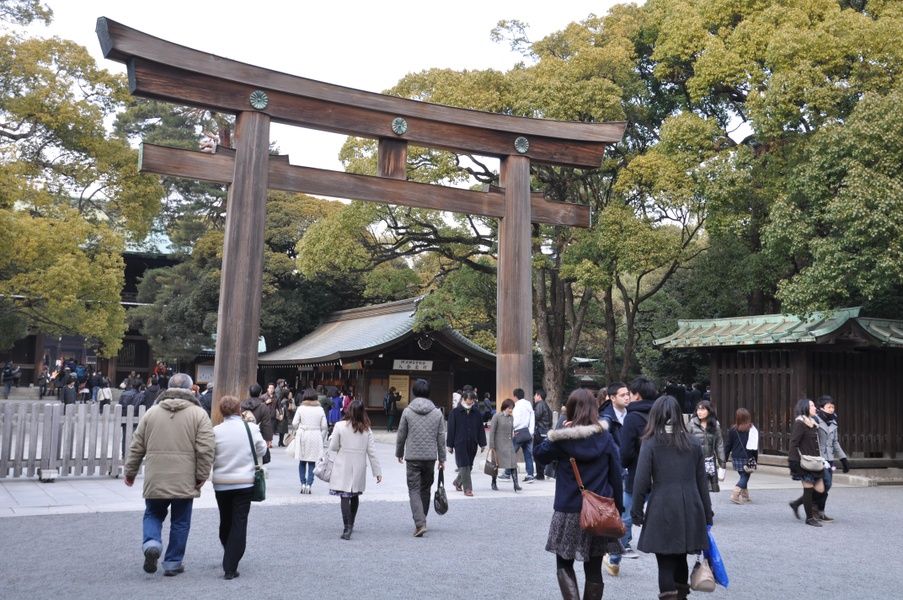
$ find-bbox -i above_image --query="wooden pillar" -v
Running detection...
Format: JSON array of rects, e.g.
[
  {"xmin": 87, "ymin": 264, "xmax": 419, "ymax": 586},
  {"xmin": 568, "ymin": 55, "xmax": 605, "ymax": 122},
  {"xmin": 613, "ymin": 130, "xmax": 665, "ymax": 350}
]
[
  {"xmin": 496, "ymin": 155, "xmax": 533, "ymax": 408},
  {"xmin": 211, "ymin": 111, "xmax": 271, "ymax": 423},
  {"xmin": 378, "ymin": 138, "xmax": 407, "ymax": 180}
]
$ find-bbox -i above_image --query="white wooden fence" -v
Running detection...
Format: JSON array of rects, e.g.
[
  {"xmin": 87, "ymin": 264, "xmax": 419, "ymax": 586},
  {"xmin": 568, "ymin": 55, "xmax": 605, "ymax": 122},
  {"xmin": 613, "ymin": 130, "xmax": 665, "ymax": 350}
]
[{"xmin": 0, "ymin": 402, "xmax": 146, "ymax": 481}]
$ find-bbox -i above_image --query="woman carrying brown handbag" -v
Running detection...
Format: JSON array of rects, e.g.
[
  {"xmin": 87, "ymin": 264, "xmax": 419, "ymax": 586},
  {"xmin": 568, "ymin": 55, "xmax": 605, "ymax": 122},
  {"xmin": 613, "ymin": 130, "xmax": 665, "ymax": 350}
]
[
  {"xmin": 631, "ymin": 395, "xmax": 713, "ymax": 600},
  {"xmin": 534, "ymin": 388, "xmax": 623, "ymax": 600}
]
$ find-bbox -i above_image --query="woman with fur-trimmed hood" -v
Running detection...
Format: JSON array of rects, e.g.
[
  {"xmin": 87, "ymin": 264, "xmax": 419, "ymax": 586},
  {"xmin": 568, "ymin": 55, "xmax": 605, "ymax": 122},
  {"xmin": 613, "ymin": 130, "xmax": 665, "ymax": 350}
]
[{"xmin": 534, "ymin": 388, "xmax": 623, "ymax": 600}]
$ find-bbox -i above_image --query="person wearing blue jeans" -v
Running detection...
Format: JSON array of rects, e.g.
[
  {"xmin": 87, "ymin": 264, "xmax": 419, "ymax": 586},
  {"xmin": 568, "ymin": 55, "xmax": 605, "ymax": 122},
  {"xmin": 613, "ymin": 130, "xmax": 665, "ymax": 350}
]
[
  {"xmin": 299, "ymin": 461, "xmax": 316, "ymax": 488},
  {"xmin": 511, "ymin": 388, "xmax": 536, "ymax": 481},
  {"xmin": 124, "ymin": 373, "xmax": 215, "ymax": 577},
  {"xmin": 143, "ymin": 498, "xmax": 194, "ymax": 573}
]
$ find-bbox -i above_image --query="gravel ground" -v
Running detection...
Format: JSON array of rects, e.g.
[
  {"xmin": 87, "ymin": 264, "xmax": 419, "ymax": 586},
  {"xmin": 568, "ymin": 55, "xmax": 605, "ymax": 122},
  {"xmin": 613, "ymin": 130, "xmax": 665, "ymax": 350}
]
[{"xmin": 2, "ymin": 483, "xmax": 902, "ymax": 599}]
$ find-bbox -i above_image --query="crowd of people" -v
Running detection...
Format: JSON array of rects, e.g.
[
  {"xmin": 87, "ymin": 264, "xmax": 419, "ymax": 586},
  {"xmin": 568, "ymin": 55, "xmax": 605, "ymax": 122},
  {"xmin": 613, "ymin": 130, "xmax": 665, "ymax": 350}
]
[{"xmin": 118, "ymin": 370, "xmax": 850, "ymax": 596}]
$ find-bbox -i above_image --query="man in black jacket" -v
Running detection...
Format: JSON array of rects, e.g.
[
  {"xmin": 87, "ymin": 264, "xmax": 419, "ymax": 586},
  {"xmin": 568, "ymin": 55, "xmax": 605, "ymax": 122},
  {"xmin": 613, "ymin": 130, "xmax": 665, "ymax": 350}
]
[
  {"xmin": 605, "ymin": 375, "xmax": 657, "ymax": 576},
  {"xmin": 241, "ymin": 383, "xmax": 274, "ymax": 450},
  {"xmin": 532, "ymin": 389, "xmax": 553, "ymax": 480}
]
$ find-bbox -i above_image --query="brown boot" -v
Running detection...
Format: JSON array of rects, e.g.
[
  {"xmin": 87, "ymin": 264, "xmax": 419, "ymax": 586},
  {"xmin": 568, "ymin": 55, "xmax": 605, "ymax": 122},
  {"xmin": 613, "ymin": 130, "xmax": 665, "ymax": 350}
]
[
  {"xmin": 583, "ymin": 580, "xmax": 603, "ymax": 600},
  {"xmin": 740, "ymin": 488, "xmax": 750, "ymax": 503},
  {"xmin": 730, "ymin": 486, "xmax": 742, "ymax": 504},
  {"xmin": 557, "ymin": 567, "xmax": 580, "ymax": 600}
]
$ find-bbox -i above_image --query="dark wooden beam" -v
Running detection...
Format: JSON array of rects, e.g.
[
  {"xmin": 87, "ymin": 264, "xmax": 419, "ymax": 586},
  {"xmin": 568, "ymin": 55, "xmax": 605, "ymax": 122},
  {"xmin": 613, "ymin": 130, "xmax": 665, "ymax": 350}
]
[
  {"xmin": 128, "ymin": 59, "xmax": 611, "ymax": 169},
  {"xmin": 139, "ymin": 144, "xmax": 590, "ymax": 227},
  {"xmin": 97, "ymin": 18, "xmax": 625, "ymax": 168},
  {"xmin": 378, "ymin": 138, "xmax": 407, "ymax": 180}
]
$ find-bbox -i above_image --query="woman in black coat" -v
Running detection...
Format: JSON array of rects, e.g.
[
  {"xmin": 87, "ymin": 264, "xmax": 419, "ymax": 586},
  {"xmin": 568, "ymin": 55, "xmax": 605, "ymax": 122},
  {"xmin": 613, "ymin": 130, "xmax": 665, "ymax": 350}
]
[
  {"xmin": 446, "ymin": 391, "xmax": 486, "ymax": 495},
  {"xmin": 534, "ymin": 388, "xmax": 623, "ymax": 600},
  {"xmin": 631, "ymin": 395, "xmax": 713, "ymax": 600},
  {"xmin": 788, "ymin": 398, "xmax": 826, "ymax": 527}
]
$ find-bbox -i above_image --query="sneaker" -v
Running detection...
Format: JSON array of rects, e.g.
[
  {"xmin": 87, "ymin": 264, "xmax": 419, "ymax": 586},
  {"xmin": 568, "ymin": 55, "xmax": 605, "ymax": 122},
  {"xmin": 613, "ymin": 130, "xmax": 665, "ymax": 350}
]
[
  {"xmin": 622, "ymin": 546, "xmax": 640, "ymax": 559},
  {"xmin": 143, "ymin": 547, "xmax": 160, "ymax": 574},
  {"xmin": 413, "ymin": 526, "xmax": 427, "ymax": 537},
  {"xmin": 498, "ymin": 473, "xmax": 511, "ymax": 480},
  {"xmin": 815, "ymin": 511, "xmax": 834, "ymax": 523},
  {"xmin": 604, "ymin": 556, "xmax": 620, "ymax": 577},
  {"xmin": 163, "ymin": 565, "xmax": 185, "ymax": 577},
  {"xmin": 805, "ymin": 517, "xmax": 823, "ymax": 528},
  {"xmin": 523, "ymin": 476, "xmax": 535, "ymax": 484}
]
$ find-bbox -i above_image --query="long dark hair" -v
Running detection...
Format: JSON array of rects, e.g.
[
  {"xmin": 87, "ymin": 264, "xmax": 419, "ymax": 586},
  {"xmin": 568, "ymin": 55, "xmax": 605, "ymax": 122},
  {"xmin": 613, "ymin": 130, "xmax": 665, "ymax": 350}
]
[
  {"xmin": 642, "ymin": 395, "xmax": 691, "ymax": 451},
  {"xmin": 795, "ymin": 398, "xmax": 813, "ymax": 418},
  {"xmin": 345, "ymin": 400, "xmax": 371, "ymax": 433},
  {"xmin": 565, "ymin": 388, "xmax": 600, "ymax": 427},
  {"xmin": 695, "ymin": 400, "xmax": 717, "ymax": 429}
]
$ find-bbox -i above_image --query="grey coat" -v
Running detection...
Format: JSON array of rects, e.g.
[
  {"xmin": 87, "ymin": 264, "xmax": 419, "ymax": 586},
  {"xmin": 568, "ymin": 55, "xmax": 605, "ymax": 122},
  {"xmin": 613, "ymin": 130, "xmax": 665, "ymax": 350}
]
[
  {"xmin": 395, "ymin": 397, "xmax": 447, "ymax": 462},
  {"xmin": 488, "ymin": 411, "xmax": 516, "ymax": 469},
  {"xmin": 687, "ymin": 416, "xmax": 726, "ymax": 466},
  {"xmin": 632, "ymin": 436, "xmax": 713, "ymax": 555},
  {"xmin": 327, "ymin": 421, "xmax": 382, "ymax": 493},
  {"xmin": 815, "ymin": 416, "xmax": 847, "ymax": 462}
]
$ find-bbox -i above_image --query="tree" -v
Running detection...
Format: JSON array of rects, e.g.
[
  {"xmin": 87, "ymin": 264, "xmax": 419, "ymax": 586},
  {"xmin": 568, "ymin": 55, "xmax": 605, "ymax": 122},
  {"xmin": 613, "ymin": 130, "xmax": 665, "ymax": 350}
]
[
  {"xmin": 0, "ymin": 5, "xmax": 164, "ymax": 354},
  {"xmin": 130, "ymin": 192, "xmax": 359, "ymax": 361}
]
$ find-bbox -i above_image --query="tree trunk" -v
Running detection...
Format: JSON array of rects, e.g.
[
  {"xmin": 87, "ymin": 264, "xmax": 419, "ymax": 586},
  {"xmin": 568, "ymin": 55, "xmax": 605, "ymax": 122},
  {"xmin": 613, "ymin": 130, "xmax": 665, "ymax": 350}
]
[{"xmin": 601, "ymin": 285, "xmax": 618, "ymax": 382}]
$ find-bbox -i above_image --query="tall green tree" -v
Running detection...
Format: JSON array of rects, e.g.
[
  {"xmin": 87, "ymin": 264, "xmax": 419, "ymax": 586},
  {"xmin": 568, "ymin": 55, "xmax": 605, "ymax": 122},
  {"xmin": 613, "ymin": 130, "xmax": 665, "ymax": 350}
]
[{"xmin": 0, "ymin": 3, "xmax": 164, "ymax": 353}]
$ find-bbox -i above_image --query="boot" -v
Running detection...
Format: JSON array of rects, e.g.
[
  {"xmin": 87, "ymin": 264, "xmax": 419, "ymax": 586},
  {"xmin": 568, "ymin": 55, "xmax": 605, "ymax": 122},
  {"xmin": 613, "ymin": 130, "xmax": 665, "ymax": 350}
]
[
  {"xmin": 350, "ymin": 496, "xmax": 359, "ymax": 534},
  {"xmin": 491, "ymin": 478, "xmax": 499, "ymax": 491},
  {"xmin": 556, "ymin": 567, "xmax": 580, "ymax": 600},
  {"xmin": 789, "ymin": 496, "xmax": 803, "ymax": 520},
  {"xmin": 513, "ymin": 469, "xmax": 523, "ymax": 492},
  {"xmin": 730, "ymin": 486, "xmax": 742, "ymax": 504},
  {"xmin": 583, "ymin": 580, "xmax": 604, "ymax": 600},
  {"xmin": 675, "ymin": 583, "xmax": 691, "ymax": 600},
  {"xmin": 340, "ymin": 498, "xmax": 352, "ymax": 540},
  {"xmin": 802, "ymin": 488, "xmax": 821, "ymax": 527},
  {"xmin": 740, "ymin": 488, "xmax": 750, "ymax": 503},
  {"xmin": 659, "ymin": 592, "xmax": 679, "ymax": 599}
]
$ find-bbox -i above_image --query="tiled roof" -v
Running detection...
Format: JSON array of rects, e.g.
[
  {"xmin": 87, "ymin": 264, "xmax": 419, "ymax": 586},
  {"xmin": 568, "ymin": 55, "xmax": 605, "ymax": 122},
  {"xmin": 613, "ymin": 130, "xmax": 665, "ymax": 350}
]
[
  {"xmin": 258, "ymin": 297, "xmax": 495, "ymax": 365},
  {"xmin": 654, "ymin": 307, "xmax": 903, "ymax": 349}
]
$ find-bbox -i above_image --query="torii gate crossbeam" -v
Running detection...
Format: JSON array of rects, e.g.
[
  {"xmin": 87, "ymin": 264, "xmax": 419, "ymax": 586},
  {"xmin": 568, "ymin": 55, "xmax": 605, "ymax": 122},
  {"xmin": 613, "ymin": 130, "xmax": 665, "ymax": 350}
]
[{"xmin": 96, "ymin": 18, "xmax": 626, "ymax": 418}]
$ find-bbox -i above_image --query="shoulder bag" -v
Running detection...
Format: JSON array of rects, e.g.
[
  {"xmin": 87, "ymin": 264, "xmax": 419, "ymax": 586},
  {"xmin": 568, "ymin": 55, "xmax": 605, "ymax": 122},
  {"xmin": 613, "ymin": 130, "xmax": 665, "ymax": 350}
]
[
  {"xmin": 483, "ymin": 449, "xmax": 498, "ymax": 477},
  {"xmin": 799, "ymin": 452, "xmax": 825, "ymax": 472},
  {"xmin": 570, "ymin": 458, "xmax": 625, "ymax": 538},
  {"xmin": 690, "ymin": 554, "xmax": 716, "ymax": 592},
  {"xmin": 314, "ymin": 447, "xmax": 335, "ymax": 482},
  {"xmin": 513, "ymin": 427, "xmax": 532, "ymax": 445},
  {"xmin": 243, "ymin": 422, "xmax": 266, "ymax": 502},
  {"xmin": 433, "ymin": 467, "xmax": 449, "ymax": 515}
]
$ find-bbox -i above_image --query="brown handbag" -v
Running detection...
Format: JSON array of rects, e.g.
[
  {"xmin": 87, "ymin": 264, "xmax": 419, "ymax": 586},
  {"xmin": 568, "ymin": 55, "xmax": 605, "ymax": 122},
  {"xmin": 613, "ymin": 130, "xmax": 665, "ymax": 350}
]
[{"xmin": 570, "ymin": 458, "xmax": 626, "ymax": 538}]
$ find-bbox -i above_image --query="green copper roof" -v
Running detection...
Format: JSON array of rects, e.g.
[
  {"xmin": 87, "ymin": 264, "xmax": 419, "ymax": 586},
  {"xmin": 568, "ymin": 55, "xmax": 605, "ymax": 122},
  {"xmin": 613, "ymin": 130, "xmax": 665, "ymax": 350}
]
[{"xmin": 654, "ymin": 307, "xmax": 903, "ymax": 349}]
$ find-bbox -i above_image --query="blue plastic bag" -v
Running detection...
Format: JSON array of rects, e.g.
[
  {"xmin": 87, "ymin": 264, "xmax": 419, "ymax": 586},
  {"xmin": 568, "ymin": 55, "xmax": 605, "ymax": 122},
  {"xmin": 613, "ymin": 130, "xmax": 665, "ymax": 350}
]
[{"xmin": 703, "ymin": 525, "xmax": 729, "ymax": 588}]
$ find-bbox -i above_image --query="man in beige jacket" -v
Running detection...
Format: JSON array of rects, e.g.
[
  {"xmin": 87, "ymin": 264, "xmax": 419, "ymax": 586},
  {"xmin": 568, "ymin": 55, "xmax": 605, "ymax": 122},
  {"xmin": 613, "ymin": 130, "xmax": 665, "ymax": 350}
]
[{"xmin": 125, "ymin": 373, "xmax": 215, "ymax": 576}]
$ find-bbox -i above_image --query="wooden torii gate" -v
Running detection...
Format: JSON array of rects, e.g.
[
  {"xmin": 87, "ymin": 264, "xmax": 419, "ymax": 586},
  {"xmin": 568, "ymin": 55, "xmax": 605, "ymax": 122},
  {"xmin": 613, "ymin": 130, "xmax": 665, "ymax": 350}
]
[{"xmin": 96, "ymin": 19, "xmax": 625, "ymax": 418}]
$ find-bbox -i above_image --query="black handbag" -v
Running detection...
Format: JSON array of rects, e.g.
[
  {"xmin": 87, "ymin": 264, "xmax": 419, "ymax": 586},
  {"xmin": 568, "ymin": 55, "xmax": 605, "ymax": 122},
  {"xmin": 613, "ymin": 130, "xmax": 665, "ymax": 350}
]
[
  {"xmin": 243, "ymin": 422, "xmax": 266, "ymax": 502},
  {"xmin": 513, "ymin": 428, "xmax": 532, "ymax": 445},
  {"xmin": 483, "ymin": 449, "xmax": 498, "ymax": 477},
  {"xmin": 433, "ymin": 467, "xmax": 448, "ymax": 515}
]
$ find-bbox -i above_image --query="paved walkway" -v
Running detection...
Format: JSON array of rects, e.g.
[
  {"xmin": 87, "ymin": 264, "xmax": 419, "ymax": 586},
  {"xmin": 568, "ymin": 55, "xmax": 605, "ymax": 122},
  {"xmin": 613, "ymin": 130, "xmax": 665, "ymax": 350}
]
[{"xmin": 2, "ymin": 431, "xmax": 901, "ymax": 599}]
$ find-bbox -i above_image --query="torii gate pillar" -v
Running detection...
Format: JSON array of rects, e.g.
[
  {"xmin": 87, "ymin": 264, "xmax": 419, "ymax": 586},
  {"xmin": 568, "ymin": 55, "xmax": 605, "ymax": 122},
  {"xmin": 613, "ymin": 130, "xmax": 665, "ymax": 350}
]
[
  {"xmin": 497, "ymin": 156, "xmax": 534, "ymax": 403},
  {"xmin": 210, "ymin": 112, "xmax": 271, "ymax": 422}
]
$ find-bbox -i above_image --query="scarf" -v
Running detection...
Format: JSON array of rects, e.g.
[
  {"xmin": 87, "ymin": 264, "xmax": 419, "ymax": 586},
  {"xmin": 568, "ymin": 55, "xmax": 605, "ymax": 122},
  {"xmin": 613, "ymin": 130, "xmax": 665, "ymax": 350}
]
[
  {"xmin": 817, "ymin": 409, "xmax": 836, "ymax": 425},
  {"xmin": 746, "ymin": 424, "xmax": 759, "ymax": 451},
  {"xmin": 795, "ymin": 415, "xmax": 816, "ymax": 428}
]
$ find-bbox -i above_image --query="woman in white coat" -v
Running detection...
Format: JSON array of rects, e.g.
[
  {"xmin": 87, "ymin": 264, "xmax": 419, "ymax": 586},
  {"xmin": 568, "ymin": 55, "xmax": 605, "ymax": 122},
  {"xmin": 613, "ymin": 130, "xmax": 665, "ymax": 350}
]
[
  {"xmin": 291, "ymin": 388, "xmax": 327, "ymax": 494},
  {"xmin": 328, "ymin": 400, "xmax": 382, "ymax": 540}
]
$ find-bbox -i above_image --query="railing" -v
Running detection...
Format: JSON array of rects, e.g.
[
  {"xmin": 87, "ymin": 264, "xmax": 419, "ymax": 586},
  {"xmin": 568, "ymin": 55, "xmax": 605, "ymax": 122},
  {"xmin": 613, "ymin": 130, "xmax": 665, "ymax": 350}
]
[{"xmin": 0, "ymin": 402, "xmax": 146, "ymax": 480}]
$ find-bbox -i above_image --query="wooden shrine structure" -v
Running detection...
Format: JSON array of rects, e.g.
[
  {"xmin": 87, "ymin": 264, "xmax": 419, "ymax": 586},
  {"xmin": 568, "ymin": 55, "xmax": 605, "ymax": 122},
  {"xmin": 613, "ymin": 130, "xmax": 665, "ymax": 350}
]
[{"xmin": 96, "ymin": 19, "xmax": 625, "ymax": 421}]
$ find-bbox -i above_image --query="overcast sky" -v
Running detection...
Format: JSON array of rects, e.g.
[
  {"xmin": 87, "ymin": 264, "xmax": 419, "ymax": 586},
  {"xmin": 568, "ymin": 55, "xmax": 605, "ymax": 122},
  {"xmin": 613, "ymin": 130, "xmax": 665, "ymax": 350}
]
[{"xmin": 36, "ymin": 0, "xmax": 625, "ymax": 171}]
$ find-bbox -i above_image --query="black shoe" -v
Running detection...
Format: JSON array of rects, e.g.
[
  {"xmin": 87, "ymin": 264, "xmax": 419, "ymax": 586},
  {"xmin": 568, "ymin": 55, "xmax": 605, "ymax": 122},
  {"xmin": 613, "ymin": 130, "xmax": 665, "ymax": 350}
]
[
  {"xmin": 143, "ymin": 547, "xmax": 160, "ymax": 574},
  {"xmin": 224, "ymin": 571, "xmax": 240, "ymax": 580},
  {"xmin": 491, "ymin": 481, "xmax": 499, "ymax": 491},
  {"xmin": 815, "ymin": 510, "xmax": 835, "ymax": 523},
  {"xmin": 805, "ymin": 517, "xmax": 823, "ymax": 527},
  {"xmin": 163, "ymin": 565, "xmax": 185, "ymax": 576},
  {"xmin": 789, "ymin": 499, "xmax": 802, "ymax": 520}
]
